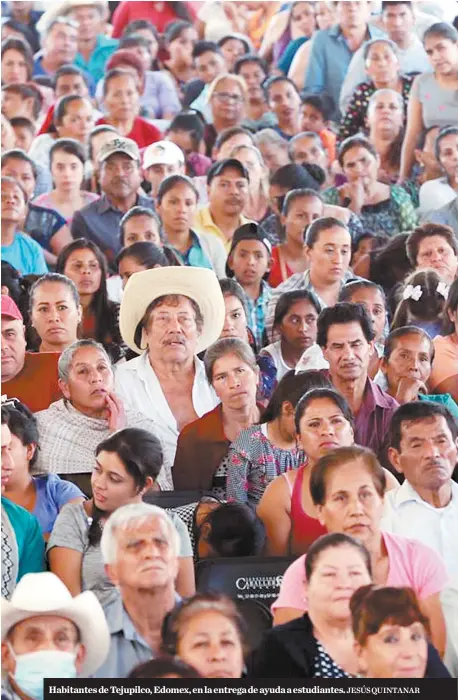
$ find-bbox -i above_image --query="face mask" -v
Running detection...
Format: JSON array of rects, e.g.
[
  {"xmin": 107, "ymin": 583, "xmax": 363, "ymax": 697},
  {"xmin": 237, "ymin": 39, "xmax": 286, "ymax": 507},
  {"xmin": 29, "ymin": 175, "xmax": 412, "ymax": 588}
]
[{"xmin": 8, "ymin": 645, "xmax": 78, "ymax": 700}]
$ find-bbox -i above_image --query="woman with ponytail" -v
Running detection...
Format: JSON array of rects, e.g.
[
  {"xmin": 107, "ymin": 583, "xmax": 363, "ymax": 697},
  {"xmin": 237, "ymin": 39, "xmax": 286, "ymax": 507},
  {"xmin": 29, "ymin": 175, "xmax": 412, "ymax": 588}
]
[
  {"xmin": 48, "ymin": 428, "xmax": 195, "ymax": 606},
  {"xmin": 391, "ymin": 269, "xmax": 450, "ymax": 338}
]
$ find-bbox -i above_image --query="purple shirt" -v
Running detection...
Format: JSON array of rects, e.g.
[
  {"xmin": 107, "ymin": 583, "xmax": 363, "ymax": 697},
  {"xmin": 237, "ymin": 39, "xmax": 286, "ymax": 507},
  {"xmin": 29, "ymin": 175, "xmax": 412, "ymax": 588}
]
[{"xmin": 354, "ymin": 378, "xmax": 399, "ymax": 456}]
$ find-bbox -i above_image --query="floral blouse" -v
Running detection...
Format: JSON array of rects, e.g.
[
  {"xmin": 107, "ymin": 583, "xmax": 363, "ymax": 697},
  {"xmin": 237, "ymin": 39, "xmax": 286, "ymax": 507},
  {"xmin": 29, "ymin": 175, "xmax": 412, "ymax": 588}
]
[
  {"xmin": 339, "ymin": 74, "xmax": 415, "ymax": 143},
  {"xmin": 226, "ymin": 423, "xmax": 305, "ymax": 505},
  {"xmin": 322, "ymin": 184, "xmax": 417, "ymax": 237}
]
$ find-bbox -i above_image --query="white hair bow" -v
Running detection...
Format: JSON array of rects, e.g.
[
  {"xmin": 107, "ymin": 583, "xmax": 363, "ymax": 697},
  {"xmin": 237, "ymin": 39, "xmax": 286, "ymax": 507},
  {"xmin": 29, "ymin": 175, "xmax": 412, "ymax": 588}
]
[
  {"xmin": 403, "ymin": 285, "xmax": 422, "ymax": 302},
  {"xmin": 437, "ymin": 282, "xmax": 450, "ymax": 299}
]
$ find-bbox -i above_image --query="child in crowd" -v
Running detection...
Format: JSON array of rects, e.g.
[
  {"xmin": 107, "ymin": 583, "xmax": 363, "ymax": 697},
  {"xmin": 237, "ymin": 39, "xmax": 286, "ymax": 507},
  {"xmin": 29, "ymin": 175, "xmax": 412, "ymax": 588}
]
[
  {"xmin": 300, "ymin": 93, "xmax": 336, "ymax": 162},
  {"xmin": 392, "ymin": 269, "xmax": 450, "ymax": 338},
  {"xmin": 226, "ymin": 222, "xmax": 272, "ymax": 349}
]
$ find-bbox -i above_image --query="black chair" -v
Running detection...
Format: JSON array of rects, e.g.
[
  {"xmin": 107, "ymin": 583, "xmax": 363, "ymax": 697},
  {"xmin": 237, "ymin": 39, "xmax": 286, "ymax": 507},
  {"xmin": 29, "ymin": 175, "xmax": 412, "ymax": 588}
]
[
  {"xmin": 195, "ymin": 555, "xmax": 295, "ymax": 608},
  {"xmin": 235, "ymin": 598, "xmax": 273, "ymax": 651},
  {"xmin": 143, "ymin": 489, "xmax": 214, "ymax": 509}
]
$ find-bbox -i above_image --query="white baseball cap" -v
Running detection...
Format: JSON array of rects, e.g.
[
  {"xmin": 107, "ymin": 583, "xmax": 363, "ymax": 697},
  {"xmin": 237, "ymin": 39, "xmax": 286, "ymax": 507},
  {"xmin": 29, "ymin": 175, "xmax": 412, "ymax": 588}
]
[{"xmin": 143, "ymin": 140, "xmax": 185, "ymax": 170}]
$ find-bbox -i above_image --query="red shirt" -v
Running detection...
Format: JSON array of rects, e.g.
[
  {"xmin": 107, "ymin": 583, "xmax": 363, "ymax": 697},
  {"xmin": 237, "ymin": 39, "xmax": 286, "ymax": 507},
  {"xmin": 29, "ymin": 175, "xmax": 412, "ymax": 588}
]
[
  {"xmin": 1, "ymin": 352, "xmax": 61, "ymax": 413},
  {"xmin": 95, "ymin": 116, "xmax": 161, "ymax": 149},
  {"xmin": 111, "ymin": 1, "xmax": 197, "ymax": 37}
]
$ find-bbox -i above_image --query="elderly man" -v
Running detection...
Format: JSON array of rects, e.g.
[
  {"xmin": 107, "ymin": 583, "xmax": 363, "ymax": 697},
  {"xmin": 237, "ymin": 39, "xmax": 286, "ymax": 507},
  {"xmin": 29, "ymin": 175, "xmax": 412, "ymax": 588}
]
[
  {"xmin": 115, "ymin": 267, "xmax": 225, "ymax": 475},
  {"xmin": 318, "ymin": 302, "xmax": 399, "ymax": 460},
  {"xmin": 193, "ymin": 158, "xmax": 252, "ymax": 251},
  {"xmin": 1, "ymin": 571, "xmax": 110, "ymax": 694},
  {"xmin": 407, "ymin": 223, "xmax": 458, "ymax": 285},
  {"xmin": 143, "ymin": 141, "xmax": 186, "ymax": 203},
  {"xmin": 71, "ymin": 137, "xmax": 154, "ymax": 271},
  {"xmin": 384, "ymin": 401, "xmax": 458, "ymax": 580},
  {"xmin": 1, "ymin": 408, "xmax": 44, "ymax": 601},
  {"xmin": 1, "ymin": 296, "xmax": 61, "ymax": 413},
  {"xmin": 95, "ymin": 503, "xmax": 180, "ymax": 678}
]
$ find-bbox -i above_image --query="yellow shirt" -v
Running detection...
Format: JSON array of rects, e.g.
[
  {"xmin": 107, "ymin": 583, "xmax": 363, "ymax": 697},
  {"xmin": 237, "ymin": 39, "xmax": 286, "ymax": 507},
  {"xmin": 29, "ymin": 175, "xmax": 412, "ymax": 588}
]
[{"xmin": 193, "ymin": 207, "xmax": 253, "ymax": 253}]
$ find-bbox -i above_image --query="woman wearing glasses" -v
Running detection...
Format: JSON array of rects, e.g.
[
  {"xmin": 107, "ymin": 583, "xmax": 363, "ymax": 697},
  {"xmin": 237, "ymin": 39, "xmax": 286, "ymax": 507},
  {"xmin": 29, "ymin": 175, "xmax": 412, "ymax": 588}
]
[{"xmin": 205, "ymin": 74, "xmax": 247, "ymax": 157}]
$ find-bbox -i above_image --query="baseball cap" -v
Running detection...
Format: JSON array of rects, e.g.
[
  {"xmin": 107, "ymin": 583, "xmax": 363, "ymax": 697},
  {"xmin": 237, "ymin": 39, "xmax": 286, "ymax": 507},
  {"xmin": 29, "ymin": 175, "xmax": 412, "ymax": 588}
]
[
  {"xmin": 143, "ymin": 141, "xmax": 185, "ymax": 170},
  {"xmin": 207, "ymin": 158, "xmax": 250, "ymax": 186},
  {"xmin": 226, "ymin": 222, "xmax": 272, "ymax": 277},
  {"xmin": 98, "ymin": 137, "xmax": 140, "ymax": 165},
  {"xmin": 1, "ymin": 295, "xmax": 23, "ymax": 322}
]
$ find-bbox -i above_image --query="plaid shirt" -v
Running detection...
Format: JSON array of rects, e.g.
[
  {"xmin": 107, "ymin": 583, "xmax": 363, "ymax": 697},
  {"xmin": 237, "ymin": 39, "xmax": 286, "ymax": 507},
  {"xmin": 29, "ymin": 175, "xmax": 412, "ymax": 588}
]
[{"xmin": 241, "ymin": 280, "xmax": 272, "ymax": 350}]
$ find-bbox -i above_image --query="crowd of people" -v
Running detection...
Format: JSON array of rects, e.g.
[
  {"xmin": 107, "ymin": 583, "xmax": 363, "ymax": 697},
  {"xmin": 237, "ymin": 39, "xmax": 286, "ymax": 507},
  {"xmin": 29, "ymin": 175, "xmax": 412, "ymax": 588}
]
[{"xmin": 1, "ymin": 0, "xmax": 458, "ymax": 690}]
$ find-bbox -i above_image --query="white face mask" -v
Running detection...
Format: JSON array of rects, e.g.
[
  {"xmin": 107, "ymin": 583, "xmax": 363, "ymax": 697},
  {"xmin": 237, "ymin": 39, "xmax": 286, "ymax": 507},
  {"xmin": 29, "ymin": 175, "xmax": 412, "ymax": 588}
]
[{"xmin": 8, "ymin": 645, "xmax": 78, "ymax": 700}]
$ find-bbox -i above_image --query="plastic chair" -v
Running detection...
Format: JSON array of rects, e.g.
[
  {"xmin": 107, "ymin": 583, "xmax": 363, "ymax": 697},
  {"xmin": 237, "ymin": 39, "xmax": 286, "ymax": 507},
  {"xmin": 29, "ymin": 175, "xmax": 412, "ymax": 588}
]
[{"xmin": 143, "ymin": 489, "xmax": 214, "ymax": 509}]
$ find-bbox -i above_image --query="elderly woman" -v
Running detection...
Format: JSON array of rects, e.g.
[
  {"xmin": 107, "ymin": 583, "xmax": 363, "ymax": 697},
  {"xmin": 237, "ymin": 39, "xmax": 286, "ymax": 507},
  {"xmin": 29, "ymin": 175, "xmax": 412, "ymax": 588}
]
[
  {"xmin": 323, "ymin": 136, "xmax": 417, "ymax": 237},
  {"xmin": 115, "ymin": 267, "xmax": 225, "ymax": 483},
  {"xmin": 339, "ymin": 39, "xmax": 414, "ymax": 143},
  {"xmin": 270, "ymin": 445, "xmax": 447, "ymax": 659},
  {"xmin": 205, "ymin": 74, "xmax": 247, "ymax": 157},
  {"xmin": 48, "ymin": 428, "xmax": 195, "ymax": 606},
  {"xmin": 29, "ymin": 273, "xmax": 81, "ymax": 354},
  {"xmin": 366, "ymin": 89, "xmax": 405, "ymax": 184},
  {"xmin": 418, "ymin": 126, "xmax": 458, "ymax": 214},
  {"xmin": 173, "ymin": 337, "xmax": 261, "ymax": 497},
  {"xmin": 34, "ymin": 339, "xmax": 170, "ymax": 494}
]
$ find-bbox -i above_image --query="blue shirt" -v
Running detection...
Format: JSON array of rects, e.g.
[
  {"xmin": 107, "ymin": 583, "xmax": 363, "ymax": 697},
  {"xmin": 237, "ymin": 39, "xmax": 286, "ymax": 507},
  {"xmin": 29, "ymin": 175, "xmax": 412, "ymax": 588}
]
[
  {"xmin": 32, "ymin": 53, "xmax": 96, "ymax": 96},
  {"xmin": 74, "ymin": 34, "xmax": 119, "ymax": 85},
  {"xmin": 32, "ymin": 474, "xmax": 84, "ymax": 536},
  {"xmin": 304, "ymin": 23, "xmax": 385, "ymax": 120},
  {"xmin": 240, "ymin": 279, "xmax": 272, "ymax": 350},
  {"xmin": 171, "ymin": 231, "xmax": 213, "ymax": 270},
  {"xmin": 1, "ymin": 231, "xmax": 48, "ymax": 275},
  {"xmin": 1, "ymin": 497, "xmax": 45, "ymax": 583}
]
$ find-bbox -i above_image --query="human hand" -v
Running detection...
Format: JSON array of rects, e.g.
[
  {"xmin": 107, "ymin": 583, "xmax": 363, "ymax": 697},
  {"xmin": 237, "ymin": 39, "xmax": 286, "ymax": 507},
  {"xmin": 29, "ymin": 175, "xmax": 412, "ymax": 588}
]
[
  {"xmin": 105, "ymin": 392, "xmax": 126, "ymax": 433},
  {"xmin": 395, "ymin": 377, "xmax": 427, "ymax": 404}
]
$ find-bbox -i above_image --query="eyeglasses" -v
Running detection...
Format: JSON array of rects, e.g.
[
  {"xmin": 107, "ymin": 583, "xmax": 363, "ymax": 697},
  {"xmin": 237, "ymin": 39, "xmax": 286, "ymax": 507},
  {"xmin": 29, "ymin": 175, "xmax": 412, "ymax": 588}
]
[{"xmin": 213, "ymin": 92, "xmax": 244, "ymax": 104}]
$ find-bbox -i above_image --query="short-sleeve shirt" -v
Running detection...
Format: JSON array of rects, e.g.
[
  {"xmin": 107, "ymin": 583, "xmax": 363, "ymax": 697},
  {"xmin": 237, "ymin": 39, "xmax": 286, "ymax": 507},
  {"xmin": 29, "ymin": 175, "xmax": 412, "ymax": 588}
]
[
  {"xmin": 410, "ymin": 73, "xmax": 458, "ymax": 129},
  {"xmin": 2, "ymin": 497, "xmax": 45, "ymax": 585},
  {"xmin": 1, "ymin": 352, "xmax": 61, "ymax": 414},
  {"xmin": 47, "ymin": 502, "xmax": 192, "ymax": 607},
  {"xmin": 271, "ymin": 530, "xmax": 448, "ymax": 614},
  {"xmin": 32, "ymin": 474, "xmax": 84, "ymax": 536},
  {"xmin": 1, "ymin": 232, "xmax": 48, "ymax": 275}
]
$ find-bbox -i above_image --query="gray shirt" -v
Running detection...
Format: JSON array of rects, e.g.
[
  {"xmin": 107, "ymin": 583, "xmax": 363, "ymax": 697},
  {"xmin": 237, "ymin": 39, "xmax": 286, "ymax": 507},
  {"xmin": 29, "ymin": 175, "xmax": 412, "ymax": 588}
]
[
  {"xmin": 47, "ymin": 502, "xmax": 192, "ymax": 607},
  {"xmin": 70, "ymin": 193, "xmax": 155, "ymax": 271},
  {"xmin": 410, "ymin": 73, "xmax": 458, "ymax": 129}
]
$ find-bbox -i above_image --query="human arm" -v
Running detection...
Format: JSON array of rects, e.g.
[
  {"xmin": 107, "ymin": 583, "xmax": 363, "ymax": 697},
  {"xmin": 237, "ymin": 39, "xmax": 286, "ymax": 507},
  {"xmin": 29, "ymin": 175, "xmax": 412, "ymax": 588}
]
[
  {"xmin": 50, "ymin": 224, "xmax": 73, "ymax": 256},
  {"xmin": 47, "ymin": 504, "xmax": 85, "ymax": 596},
  {"xmin": 271, "ymin": 554, "xmax": 308, "ymax": 626},
  {"xmin": 420, "ymin": 593, "xmax": 446, "ymax": 659},
  {"xmin": 432, "ymin": 377, "xmax": 458, "ymax": 405},
  {"xmin": 176, "ymin": 557, "xmax": 196, "ymax": 598},
  {"xmin": 258, "ymin": 9, "xmax": 290, "ymax": 62},
  {"xmin": 399, "ymin": 78, "xmax": 424, "ymax": 181},
  {"xmin": 48, "ymin": 547, "xmax": 83, "ymax": 596},
  {"xmin": 256, "ymin": 475, "xmax": 292, "ymax": 556},
  {"xmin": 288, "ymin": 40, "xmax": 312, "ymax": 91}
]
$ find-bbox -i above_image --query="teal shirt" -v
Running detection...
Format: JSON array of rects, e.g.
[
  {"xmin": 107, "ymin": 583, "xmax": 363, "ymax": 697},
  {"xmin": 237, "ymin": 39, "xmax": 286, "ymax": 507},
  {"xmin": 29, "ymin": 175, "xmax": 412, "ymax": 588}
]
[
  {"xmin": 418, "ymin": 393, "xmax": 458, "ymax": 421},
  {"xmin": 74, "ymin": 34, "xmax": 119, "ymax": 84},
  {"xmin": 171, "ymin": 231, "xmax": 213, "ymax": 271},
  {"xmin": 1, "ymin": 497, "xmax": 45, "ymax": 582}
]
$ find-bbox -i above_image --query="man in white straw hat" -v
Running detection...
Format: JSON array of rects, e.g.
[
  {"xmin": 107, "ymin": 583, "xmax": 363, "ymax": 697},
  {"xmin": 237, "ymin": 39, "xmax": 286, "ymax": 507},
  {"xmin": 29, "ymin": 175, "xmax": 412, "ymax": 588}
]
[
  {"xmin": 115, "ymin": 267, "xmax": 225, "ymax": 483},
  {"xmin": 1, "ymin": 572, "xmax": 110, "ymax": 698}
]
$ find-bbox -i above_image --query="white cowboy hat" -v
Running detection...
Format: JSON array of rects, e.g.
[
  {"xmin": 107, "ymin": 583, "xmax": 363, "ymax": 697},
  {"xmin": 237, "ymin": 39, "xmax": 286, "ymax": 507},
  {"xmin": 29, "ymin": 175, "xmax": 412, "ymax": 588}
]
[
  {"xmin": 120, "ymin": 267, "xmax": 225, "ymax": 355},
  {"xmin": 1, "ymin": 573, "xmax": 110, "ymax": 677},
  {"xmin": 37, "ymin": 0, "xmax": 108, "ymax": 34}
]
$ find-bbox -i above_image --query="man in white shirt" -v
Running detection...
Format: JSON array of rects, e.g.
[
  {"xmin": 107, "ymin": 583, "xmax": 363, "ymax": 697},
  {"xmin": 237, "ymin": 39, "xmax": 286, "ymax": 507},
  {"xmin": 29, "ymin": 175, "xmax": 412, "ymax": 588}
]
[
  {"xmin": 383, "ymin": 401, "xmax": 458, "ymax": 579},
  {"xmin": 340, "ymin": 1, "xmax": 431, "ymax": 113}
]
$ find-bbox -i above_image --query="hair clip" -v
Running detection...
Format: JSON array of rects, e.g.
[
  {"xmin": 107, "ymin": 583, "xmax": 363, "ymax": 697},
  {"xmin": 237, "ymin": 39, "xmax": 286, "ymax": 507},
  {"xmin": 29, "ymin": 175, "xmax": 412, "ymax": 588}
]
[
  {"xmin": 437, "ymin": 282, "xmax": 450, "ymax": 299},
  {"xmin": 403, "ymin": 284, "xmax": 422, "ymax": 302}
]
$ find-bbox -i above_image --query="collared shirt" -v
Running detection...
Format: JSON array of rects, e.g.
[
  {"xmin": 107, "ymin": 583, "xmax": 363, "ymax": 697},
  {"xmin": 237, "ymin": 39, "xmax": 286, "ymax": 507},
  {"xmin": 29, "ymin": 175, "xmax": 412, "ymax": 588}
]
[
  {"xmin": 114, "ymin": 352, "xmax": 219, "ymax": 483},
  {"xmin": 32, "ymin": 52, "xmax": 96, "ymax": 95},
  {"xmin": 94, "ymin": 594, "xmax": 181, "ymax": 678},
  {"xmin": 71, "ymin": 194, "xmax": 155, "ymax": 271},
  {"xmin": 74, "ymin": 34, "xmax": 119, "ymax": 84},
  {"xmin": 382, "ymin": 480, "xmax": 458, "ymax": 580},
  {"xmin": 304, "ymin": 23, "xmax": 385, "ymax": 120},
  {"xmin": 265, "ymin": 268, "xmax": 358, "ymax": 342},
  {"xmin": 170, "ymin": 231, "xmax": 213, "ymax": 270},
  {"xmin": 193, "ymin": 206, "xmax": 253, "ymax": 252},
  {"xmin": 423, "ymin": 197, "xmax": 458, "ymax": 230},
  {"xmin": 240, "ymin": 280, "xmax": 272, "ymax": 349},
  {"xmin": 353, "ymin": 378, "xmax": 399, "ymax": 458}
]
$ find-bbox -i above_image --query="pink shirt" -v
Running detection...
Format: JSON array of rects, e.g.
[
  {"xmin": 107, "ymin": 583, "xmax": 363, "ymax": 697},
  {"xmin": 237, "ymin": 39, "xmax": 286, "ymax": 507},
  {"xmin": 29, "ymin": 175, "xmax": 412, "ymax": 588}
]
[
  {"xmin": 272, "ymin": 531, "xmax": 448, "ymax": 613},
  {"xmin": 33, "ymin": 192, "xmax": 99, "ymax": 228}
]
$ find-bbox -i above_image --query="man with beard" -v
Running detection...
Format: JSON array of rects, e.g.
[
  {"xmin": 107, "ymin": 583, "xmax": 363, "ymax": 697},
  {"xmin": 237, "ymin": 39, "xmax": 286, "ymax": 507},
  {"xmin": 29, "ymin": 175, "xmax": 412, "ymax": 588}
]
[
  {"xmin": 71, "ymin": 137, "xmax": 154, "ymax": 271},
  {"xmin": 384, "ymin": 401, "xmax": 458, "ymax": 579},
  {"xmin": 194, "ymin": 158, "xmax": 251, "ymax": 252},
  {"xmin": 317, "ymin": 302, "xmax": 398, "ymax": 460}
]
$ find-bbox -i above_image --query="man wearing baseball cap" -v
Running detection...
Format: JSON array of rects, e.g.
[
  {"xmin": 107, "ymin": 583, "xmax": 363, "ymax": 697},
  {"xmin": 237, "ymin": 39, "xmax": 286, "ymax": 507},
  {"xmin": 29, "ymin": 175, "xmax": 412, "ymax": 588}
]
[
  {"xmin": 143, "ymin": 140, "xmax": 186, "ymax": 202},
  {"xmin": 1, "ymin": 296, "xmax": 61, "ymax": 413},
  {"xmin": 194, "ymin": 158, "xmax": 253, "ymax": 252},
  {"xmin": 71, "ymin": 137, "xmax": 155, "ymax": 269}
]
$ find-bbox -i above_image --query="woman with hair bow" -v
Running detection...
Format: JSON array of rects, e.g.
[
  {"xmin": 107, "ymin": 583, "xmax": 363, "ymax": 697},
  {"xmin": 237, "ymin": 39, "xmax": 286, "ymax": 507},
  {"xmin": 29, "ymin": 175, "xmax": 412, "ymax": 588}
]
[{"xmin": 391, "ymin": 269, "xmax": 450, "ymax": 338}]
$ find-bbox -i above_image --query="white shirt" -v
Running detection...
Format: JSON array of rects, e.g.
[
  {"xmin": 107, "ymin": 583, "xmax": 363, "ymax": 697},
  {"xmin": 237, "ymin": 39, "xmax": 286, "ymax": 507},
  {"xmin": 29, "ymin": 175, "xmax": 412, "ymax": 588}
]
[
  {"xmin": 261, "ymin": 341, "xmax": 293, "ymax": 382},
  {"xmin": 114, "ymin": 352, "xmax": 219, "ymax": 483},
  {"xmin": 418, "ymin": 178, "xmax": 457, "ymax": 214},
  {"xmin": 381, "ymin": 479, "xmax": 458, "ymax": 579}
]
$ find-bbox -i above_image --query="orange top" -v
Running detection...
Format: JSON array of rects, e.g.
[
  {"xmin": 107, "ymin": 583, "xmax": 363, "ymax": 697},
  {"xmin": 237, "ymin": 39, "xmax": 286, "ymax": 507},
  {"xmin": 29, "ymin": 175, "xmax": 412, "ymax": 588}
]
[
  {"xmin": 2, "ymin": 352, "xmax": 61, "ymax": 413},
  {"xmin": 319, "ymin": 128, "xmax": 336, "ymax": 163}
]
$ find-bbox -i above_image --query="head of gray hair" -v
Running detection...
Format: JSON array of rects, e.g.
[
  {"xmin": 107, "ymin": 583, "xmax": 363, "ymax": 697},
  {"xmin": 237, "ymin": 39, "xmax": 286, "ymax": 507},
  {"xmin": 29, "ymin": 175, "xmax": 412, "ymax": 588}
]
[
  {"xmin": 367, "ymin": 88, "xmax": 404, "ymax": 121},
  {"xmin": 204, "ymin": 337, "xmax": 258, "ymax": 385},
  {"xmin": 363, "ymin": 37, "xmax": 399, "ymax": 62},
  {"xmin": 100, "ymin": 502, "xmax": 180, "ymax": 564},
  {"xmin": 253, "ymin": 128, "xmax": 289, "ymax": 151},
  {"xmin": 58, "ymin": 339, "xmax": 112, "ymax": 382}
]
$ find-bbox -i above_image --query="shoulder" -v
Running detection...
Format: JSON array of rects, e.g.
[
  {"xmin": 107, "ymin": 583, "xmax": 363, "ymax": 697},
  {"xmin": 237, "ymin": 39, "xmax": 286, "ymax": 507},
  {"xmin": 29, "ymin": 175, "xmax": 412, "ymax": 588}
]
[
  {"xmin": 2, "ymin": 497, "xmax": 35, "ymax": 529},
  {"xmin": 180, "ymin": 405, "xmax": 223, "ymax": 438}
]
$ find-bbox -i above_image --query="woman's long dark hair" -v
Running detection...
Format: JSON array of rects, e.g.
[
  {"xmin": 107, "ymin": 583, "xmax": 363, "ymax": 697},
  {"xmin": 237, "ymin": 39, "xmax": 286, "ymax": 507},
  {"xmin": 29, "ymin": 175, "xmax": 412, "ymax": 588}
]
[
  {"xmin": 88, "ymin": 428, "xmax": 164, "ymax": 547},
  {"xmin": 56, "ymin": 238, "xmax": 113, "ymax": 346}
]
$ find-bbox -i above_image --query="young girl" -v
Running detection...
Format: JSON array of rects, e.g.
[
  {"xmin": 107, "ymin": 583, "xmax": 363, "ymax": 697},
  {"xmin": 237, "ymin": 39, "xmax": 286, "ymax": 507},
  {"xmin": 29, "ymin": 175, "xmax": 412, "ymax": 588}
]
[
  {"xmin": 261, "ymin": 290, "xmax": 321, "ymax": 381},
  {"xmin": 391, "ymin": 269, "xmax": 449, "ymax": 338}
]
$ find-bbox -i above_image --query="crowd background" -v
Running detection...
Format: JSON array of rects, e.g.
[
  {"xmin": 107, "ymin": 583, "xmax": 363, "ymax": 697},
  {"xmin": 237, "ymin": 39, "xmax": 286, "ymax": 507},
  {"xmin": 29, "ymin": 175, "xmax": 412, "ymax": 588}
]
[{"xmin": 1, "ymin": 0, "xmax": 458, "ymax": 691}]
